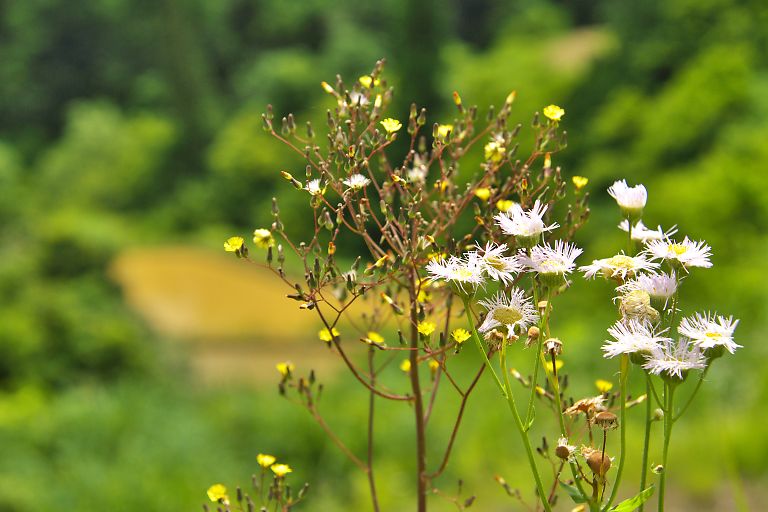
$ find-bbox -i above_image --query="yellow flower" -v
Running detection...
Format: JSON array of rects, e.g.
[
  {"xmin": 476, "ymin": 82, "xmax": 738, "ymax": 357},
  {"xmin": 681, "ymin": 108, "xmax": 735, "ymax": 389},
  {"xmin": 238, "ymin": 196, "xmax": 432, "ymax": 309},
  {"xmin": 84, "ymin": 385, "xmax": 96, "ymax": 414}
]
[
  {"xmin": 417, "ymin": 288, "xmax": 432, "ymax": 303},
  {"xmin": 595, "ymin": 379, "xmax": 614, "ymax": 393},
  {"xmin": 544, "ymin": 359, "xmax": 565, "ymax": 373},
  {"xmin": 318, "ymin": 327, "xmax": 340, "ymax": 343},
  {"xmin": 224, "ymin": 236, "xmax": 244, "ymax": 253},
  {"xmin": 207, "ymin": 484, "xmax": 229, "ymax": 503},
  {"xmin": 451, "ymin": 328, "xmax": 471, "ymax": 344},
  {"xmin": 572, "ymin": 176, "xmax": 589, "ymax": 190},
  {"xmin": 543, "ymin": 104, "xmax": 565, "ymax": 122},
  {"xmin": 271, "ymin": 463, "xmax": 292, "ymax": 477},
  {"xmin": 358, "ymin": 75, "xmax": 380, "ymax": 88},
  {"xmin": 380, "ymin": 118, "xmax": 402, "ymax": 133},
  {"xmin": 417, "ymin": 321, "xmax": 436, "ymax": 336},
  {"xmin": 367, "ymin": 331, "xmax": 385, "ymax": 344},
  {"xmin": 484, "ymin": 140, "xmax": 505, "ymax": 163},
  {"xmin": 496, "ymin": 199, "xmax": 515, "ymax": 212},
  {"xmin": 474, "ymin": 187, "xmax": 491, "ymax": 201},
  {"xmin": 253, "ymin": 229, "xmax": 274, "ymax": 249},
  {"xmin": 276, "ymin": 362, "xmax": 294, "ymax": 377},
  {"xmin": 257, "ymin": 453, "xmax": 277, "ymax": 468},
  {"xmin": 428, "ymin": 359, "xmax": 440, "ymax": 375},
  {"xmin": 400, "ymin": 359, "xmax": 412, "ymax": 372},
  {"xmin": 436, "ymin": 124, "xmax": 453, "ymax": 139}
]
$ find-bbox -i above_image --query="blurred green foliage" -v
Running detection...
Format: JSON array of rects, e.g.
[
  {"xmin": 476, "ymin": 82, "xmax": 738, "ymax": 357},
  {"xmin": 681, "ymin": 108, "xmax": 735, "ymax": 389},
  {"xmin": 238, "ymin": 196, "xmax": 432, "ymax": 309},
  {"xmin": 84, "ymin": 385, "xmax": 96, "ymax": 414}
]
[{"xmin": 0, "ymin": 0, "xmax": 767, "ymax": 509}]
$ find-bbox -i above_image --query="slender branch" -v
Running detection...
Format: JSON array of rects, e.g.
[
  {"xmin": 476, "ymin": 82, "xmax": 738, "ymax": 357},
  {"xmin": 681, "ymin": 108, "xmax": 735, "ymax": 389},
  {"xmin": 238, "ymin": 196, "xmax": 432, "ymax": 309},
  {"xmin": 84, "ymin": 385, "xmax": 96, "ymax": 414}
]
[
  {"xmin": 638, "ymin": 373, "xmax": 653, "ymax": 512},
  {"xmin": 602, "ymin": 355, "xmax": 629, "ymax": 511},
  {"xmin": 674, "ymin": 366, "xmax": 709, "ymax": 422},
  {"xmin": 366, "ymin": 348, "xmax": 381, "ymax": 512}
]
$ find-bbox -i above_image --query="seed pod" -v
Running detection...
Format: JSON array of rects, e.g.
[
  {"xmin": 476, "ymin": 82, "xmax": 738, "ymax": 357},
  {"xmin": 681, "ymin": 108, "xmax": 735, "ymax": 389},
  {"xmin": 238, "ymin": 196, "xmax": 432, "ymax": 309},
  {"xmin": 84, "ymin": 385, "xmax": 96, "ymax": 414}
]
[
  {"xmin": 587, "ymin": 450, "xmax": 612, "ymax": 477},
  {"xmin": 593, "ymin": 411, "xmax": 619, "ymax": 430}
]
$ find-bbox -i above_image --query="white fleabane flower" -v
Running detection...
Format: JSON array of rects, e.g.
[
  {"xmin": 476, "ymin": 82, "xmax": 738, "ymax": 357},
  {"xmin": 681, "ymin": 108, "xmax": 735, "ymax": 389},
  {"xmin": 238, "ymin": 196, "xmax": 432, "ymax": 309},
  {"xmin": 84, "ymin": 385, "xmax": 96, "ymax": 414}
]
[
  {"xmin": 478, "ymin": 289, "xmax": 538, "ymax": 338},
  {"xmin": 618, "ymin": 220, "xmax": 677, "ymax": 242},
  {"xmin": 426, "ymin": 254, "xmax": 486, "ymax": 291},
  {"xmin": 342, "ymin": 174, "xmax": 371, "ymax": 190},
  {"xmin": 603, "ymin": 320, "xmax": 670, "ymax": 359},
  {"xmin": 580, "ymin": 253, "xmax": 659, "ymax": 281},
  {"xmin": 518, "ymin": 241, "xmax": 583, "ymax": 285},
  {"xmin": 617, "ymin": 272, "xmax": 677, "ymax": 308},
  {"xmin": 494, "ymin": 199, "xmax": 559, "ymax": 244},
  {"xmin": 607, "ymin": 179, "xmax": 647, "ymax": 220},
  {"xmin": 678, "ymin": 312, "xmax": 741, "ymax": 354},
  {"xmin": 644, "ymin": 237, "xmax": 712, "ymax": 270},
  {"xmin": 305, "ymin": 179, "xmax": 324, "ymax": 196},
  {"xmin": 555, "ymin": 437, "xmax": 577, "ymax": 462},
  {"xmin": 617, "ymin": 289, "xmax": 660, "ymax": 323},
  {"xmin": 472, "ymin": 242, "xmax": 523, "ymax": 285},
  {"xmin": 643, "ymin": 338, "xmax": 707, "ymax": 380}
]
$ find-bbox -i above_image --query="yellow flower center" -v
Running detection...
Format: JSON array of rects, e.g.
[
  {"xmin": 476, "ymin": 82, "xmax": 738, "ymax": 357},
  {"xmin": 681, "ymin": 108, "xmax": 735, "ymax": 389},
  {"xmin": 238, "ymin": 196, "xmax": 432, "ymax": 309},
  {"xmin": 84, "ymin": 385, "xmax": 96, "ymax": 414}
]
[
  {"xmin": 455, "ymin": 267, "xmax": 474, "ymax": 279},
  {"xmin": 705, "ymin": 331, "xmax": 721, "ymax": 338},
  {"xmin": 492, "ymin": 307, "xmax": 523, "ymax": 325},
  {"xmin": 539, "ymin": 259, "xmax": 563, "ymax": 273},
  {"xmin": 485, "ymin": 256, "xmax": 506, "ymax": 271},
  {"xmin": 606, "ymin": 255, "xmax": 637, "ymax": 269},
  {"xmin": 668, "ymin": 243, "xmax": 688, "ymax": 256}
]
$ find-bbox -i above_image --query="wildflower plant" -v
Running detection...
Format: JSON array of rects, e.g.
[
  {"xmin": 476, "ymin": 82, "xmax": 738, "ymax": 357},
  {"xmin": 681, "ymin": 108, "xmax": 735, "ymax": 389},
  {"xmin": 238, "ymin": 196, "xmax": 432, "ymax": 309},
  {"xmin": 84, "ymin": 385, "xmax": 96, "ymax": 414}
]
[{"xmin": 222, "ymin": 60, "xmax": 738, "ymax": 511}]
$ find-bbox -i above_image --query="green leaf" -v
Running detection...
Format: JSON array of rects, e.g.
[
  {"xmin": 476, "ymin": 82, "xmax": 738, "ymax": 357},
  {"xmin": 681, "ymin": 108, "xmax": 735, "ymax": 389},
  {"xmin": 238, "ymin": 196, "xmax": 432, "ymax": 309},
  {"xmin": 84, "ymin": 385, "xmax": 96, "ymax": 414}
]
[
  {"xmin": 559, "ymin": 481, "xmax": 587, "ymax": 504},
  {"xmin": 610, "ymin": 485, "xmax": 655, "ymax": 511}
]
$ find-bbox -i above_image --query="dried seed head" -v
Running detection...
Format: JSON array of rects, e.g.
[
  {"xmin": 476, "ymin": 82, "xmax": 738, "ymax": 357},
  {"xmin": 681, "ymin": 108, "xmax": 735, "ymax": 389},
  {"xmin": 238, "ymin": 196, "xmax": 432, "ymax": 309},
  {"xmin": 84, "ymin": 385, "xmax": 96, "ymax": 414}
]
[
  {"xmin": 544, "ymin": 337, "xmax": 563, "ymax": 356},
  {"xmin": 593, "ymin": 411, "xmax": 619, "ymax": 430},
  {"xmin": 586, "ymin": 450, "xmax": 612, "ymax": 476},
  {"xmin": 555, "ymin": 437, "xmax": 575, "ymax": 461},
  {"xmin": 528, "ymin": 325, "xmax": 540, "ymax": 341}
]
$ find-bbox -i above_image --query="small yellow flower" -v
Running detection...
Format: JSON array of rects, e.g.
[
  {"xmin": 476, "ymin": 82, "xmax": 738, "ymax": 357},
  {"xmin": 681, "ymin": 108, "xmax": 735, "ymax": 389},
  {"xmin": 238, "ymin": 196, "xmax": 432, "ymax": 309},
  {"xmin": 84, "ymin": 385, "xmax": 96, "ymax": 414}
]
[
  {"xmin": 417, "ymin": 321, "xmax": 436, "ymax": 336},
  {"xmin": 207, "ymin": 484, "xmax": 229, "ymax": 503},
  {"xmin": 474, "ymin": 187, "xmax": 491, "ymax": 201},
  {"xmin": 484, "ymin": 140, "xmax": 505, "ymax": 163},
  {"xmin": 496, "ymin": 199, "xmax": 515, "ymax": 212},
  {"xmin": 367, "ymin": 331, "xmax": 385, "ymax": 345},
  {"xmin": 417, "ymin": 288, "xmax": 432, "ymax": 303},
  {"xmin": 572, "ymin": 176, "xmax": 589, "ymax": 190},
  {"xmin": 271, "ymin": 463, "xmax": 292, "ymax": 477},
  {"xmin": 436, "ymin": 124, "xmax": 453, "ymax": 139},
  {"xmin": 276, "ymin": 362, "xmax": 294, "ymax": 377},
  {"xmin": 253, "ymin": 229, "xmax": 274, "ymax": 249},
  {"xmin": 358, "ymin": 75, "xmax": 380, "ymax": 88},
  {"xmin": 224, "ymin": 236, "xmax": 245, "ymax": 253},
  {"xmin": 318, "ymin": 327, "xmax": 340, "ymax": 343},
  {"xmin": 320, "ymin": 81, "xmax": 335, "ymax": 94},
  {"xmin": 595, "ymin": 379, "xmax": 614, "ymax": 393},
  {"xmin": 543, "ymin": 104, "xmax": 565, "ymax": 122},
  {"xmin": 451, "ymin": 328, "xmax": 471, "ymax": 344},
  {"xmin": 400, "ymin": 359, "xmax": 412, "ymax": 372},
  {"xmin": 544, "ymin": 359, "xmax": 565, "ymax": 373},
  {"xmin": 428, "ymin": 359, "xmax": 440, "ymax": 373},
  {"xmin": 257, "ymin": 453, "xmax": 277, "ymax": 468},
  {"xmin": 380, "ymin": 118, "xmax": 402, "ymax": 133}
]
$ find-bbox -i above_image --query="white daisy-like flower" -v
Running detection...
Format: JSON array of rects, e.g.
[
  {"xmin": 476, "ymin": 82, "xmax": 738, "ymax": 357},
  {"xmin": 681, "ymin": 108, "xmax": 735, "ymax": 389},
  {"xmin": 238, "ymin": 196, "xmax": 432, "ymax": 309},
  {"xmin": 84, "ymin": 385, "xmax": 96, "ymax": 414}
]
[
  {"xmin": 644, "ymin": 237, "xmax": 712, "ymax": 269},
  {"xmin": 616, "ymin": 272, "xmax": 677, "ymax": 307},
  {"xmin": 478, "ymin": 289, "xmax": 538, "ymax": 338},
  {"xmin": 618, "ymin": 220, "xmax": 677, "ymax": 242},
  {"xmin": 494, "ymin": 199, "xmax": 559, "ymax": 241},
  {"xmin": 426, "ymin": 254, "xmax": 486, "ymax": 291},
  {"xmin": 580, "ymin": 252, "xmax": 659, "ymax": 281},
  {"xmin": 342, "ymin": 173, "xmax": 371, "ymax": 190},
  {"xmin": 603, "ymin": 320, "xmax": 671, "ymax": 359},
  {"xmin": 643, "ymin": 338, "xmax": 707, "ymax": 380},
  {"xmin": 678, "ymin": 312, "xmax": 740, "ymax": 354},
  {"xmin": 305, "ymin": 179, "xmax": 325, "ymax": 196},
  {"xmin": 607, "ymin": 179, "xmax": 647, "ymax": 218},
  {"xmin": 518, "ymin": 241, "xmax": 583, "ymax": 282},
  {"xmin": 407, "ymin": 166, "xmax": 428, "ymax": 184},
  {"xmin": 471, "ymin": 242, "xmax": 523, "ymax": 285}
]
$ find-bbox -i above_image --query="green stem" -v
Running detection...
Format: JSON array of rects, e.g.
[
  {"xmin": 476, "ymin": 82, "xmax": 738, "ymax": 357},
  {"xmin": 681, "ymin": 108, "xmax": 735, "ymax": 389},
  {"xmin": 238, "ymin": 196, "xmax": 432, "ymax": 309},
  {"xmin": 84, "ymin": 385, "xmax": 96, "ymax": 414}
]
[
  {"xmin": 463, "ymin": 299, "xmax": 506, "ymax": 397},
  {"xmin": 500, "ymin": 341, "xmax": 553, "ymax": 512},
  {"xmin": 674, "ymin": 366, "xmax": 709, "ymax": 422},
  {"xmin": 525, "ymin": 290, "xmax": 549, "ymax": 426},
  {"xmin": 627, "ymin": 221, "xmax": 634, "ymax": 255},
  {"xmin": 658, "ymin": 382, "xmax": 676, "ymax": 512},
  {"xmin": 602, "ymin": 355, "xmax": 629, "ymax": 511},
  {"xmin": 638, "ymin": 373, "xmax": 653, "ymax": 512}
]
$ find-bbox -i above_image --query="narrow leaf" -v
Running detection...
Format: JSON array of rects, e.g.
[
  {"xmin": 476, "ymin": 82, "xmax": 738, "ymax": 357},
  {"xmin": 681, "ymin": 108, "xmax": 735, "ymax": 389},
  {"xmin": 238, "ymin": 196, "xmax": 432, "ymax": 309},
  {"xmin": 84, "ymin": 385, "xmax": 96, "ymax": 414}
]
[{"xmin": 610, "ymin": 485, "xmax": 655, "ymax": 511}]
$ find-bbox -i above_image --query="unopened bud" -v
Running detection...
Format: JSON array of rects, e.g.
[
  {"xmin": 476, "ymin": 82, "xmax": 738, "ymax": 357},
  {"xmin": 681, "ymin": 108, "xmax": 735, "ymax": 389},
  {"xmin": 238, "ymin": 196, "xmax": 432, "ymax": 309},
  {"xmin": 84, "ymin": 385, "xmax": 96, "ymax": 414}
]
[{"xmin": 527, "ymin": 326, "xmax": 540, "ymax": 340}]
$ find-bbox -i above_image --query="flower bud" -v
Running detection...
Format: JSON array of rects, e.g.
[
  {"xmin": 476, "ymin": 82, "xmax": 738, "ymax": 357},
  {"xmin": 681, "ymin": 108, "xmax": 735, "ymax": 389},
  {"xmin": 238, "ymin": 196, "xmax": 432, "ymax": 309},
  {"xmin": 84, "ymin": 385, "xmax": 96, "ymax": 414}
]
[{"xmin": 587, "ymin": 450, "xmax": 612, "ymax": 477}]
